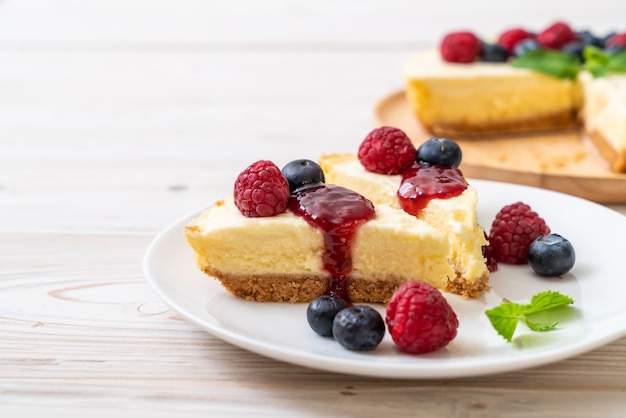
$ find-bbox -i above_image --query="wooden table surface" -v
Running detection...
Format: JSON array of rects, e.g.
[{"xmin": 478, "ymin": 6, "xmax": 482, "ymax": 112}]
[{"xmin": 2, "ymin": 1, "xmax": 626, "ymax": 416}]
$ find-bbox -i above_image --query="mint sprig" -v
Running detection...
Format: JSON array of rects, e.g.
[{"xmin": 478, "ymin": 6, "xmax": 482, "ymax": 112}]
[
  {"xmin": 584, "ymin": 46, "xmax": 626, "ymax": 77},
  {"xmin": 485, "ymin": 291, "xmax": 574, "ymax": 342},
  {"xmin": 511, "ymin": 49, "xmax": 581, "ymax": 80}
]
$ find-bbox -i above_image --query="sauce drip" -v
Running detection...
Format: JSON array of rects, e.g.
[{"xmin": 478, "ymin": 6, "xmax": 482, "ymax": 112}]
[
  {"xmin": 398, "ymin": 164, "xmax": 468, "ymax": 216},
  {"xmin": 289, "ymin": 184, "xmax": 375, "ymax": 302}
]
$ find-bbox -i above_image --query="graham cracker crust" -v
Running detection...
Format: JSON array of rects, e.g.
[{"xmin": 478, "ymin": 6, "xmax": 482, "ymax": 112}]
[
  {"xmin": 420, "ymin": 109, "xmax": 578, "ymax": 138},
  {"xmin": 444, "ymin": 270, "xmax": 490, "ymax": 299},
  {"xmin": 204, "ymin": 267, "xmax": 488, "ymax": 304},
  {"xmin": 586, "ymin": 128, "xmax": 626, "ymax": 173}
]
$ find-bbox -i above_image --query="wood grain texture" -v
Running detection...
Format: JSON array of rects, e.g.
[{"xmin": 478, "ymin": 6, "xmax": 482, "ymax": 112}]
[{"xmin": 1, "ymin": 1, "xmax": 626, "ymax": 417}]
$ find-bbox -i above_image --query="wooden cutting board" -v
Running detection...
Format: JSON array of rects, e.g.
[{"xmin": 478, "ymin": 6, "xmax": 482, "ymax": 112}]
[{"xmin": 374, "ymin": 90, "xmax": 626, "ymax": 203}]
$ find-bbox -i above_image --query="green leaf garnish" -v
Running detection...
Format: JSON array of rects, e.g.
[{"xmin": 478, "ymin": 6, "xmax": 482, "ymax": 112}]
[
  {"xmin": 584, "ymin": 46, "xmax": 626, "ymax": 77},
  {"xmin": 511, "ymin": 49, "xmax": 581, "ymax": 80},
  {"xmin": 485, "ymin": 291, "xmax": 574, "ymax": 342}
]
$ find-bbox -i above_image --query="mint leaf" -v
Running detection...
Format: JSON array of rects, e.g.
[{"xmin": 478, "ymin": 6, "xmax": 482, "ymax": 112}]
[
  {"xmin": 485, "ymin": 302, "xmax": 524, "ymax": 342},
  {"xmin": 527, "ymin": 290, "xmax": 574, "ymax": 313},
  {"xmin": 485, "ymin": 291, "xmax": 574, "ymax": 343},
  {"xmin": 523, "ymin": 318, "xmax": 559, "ymax": 332},
  {"xmin": 584, "ymin": 46, "xmax": 610, "ymax": 77},
  {"xmin": 584, "ymin": 46, "xmax": 626, "ymax": 77},
  {"xmin": 512, "ymin": 49, "xmax": 581, "ymax": 80}
]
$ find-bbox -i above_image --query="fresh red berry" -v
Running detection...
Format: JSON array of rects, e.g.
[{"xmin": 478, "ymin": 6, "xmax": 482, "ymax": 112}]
[
  {"xmin": 488, "ymin": 202, "xmax": 551, "ymax": 264},
  {"xmin": 536, "ymin": 21, "xmax": 577, "ymax": 50},
  {"xmin": 606, "ymin": 32, "xmax": 626, "ymax": 49},
  {"xmin": 233, "ymin": 160, "xmax": 290, "ymax": 218},
  {"xmin": 497, "ymin": 28, "xmax": 534, "ymax": 54},
  {"xmin": 358, "ymin": 126, "xmax": 416, "ymax": 174},
  {"xmin": 385, "ymin": 281, "xmax": 458, "ymax": 354},
  {"xmin": 440, "ymin": 31, "xmax": 482, "ymax": 63}
]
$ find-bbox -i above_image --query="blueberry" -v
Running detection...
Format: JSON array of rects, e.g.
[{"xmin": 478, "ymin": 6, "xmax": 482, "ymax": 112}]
[
  {"xmin": 332, "ymin": 305, "xmax": 385, "ymax": 351},
  {"xmin": 416, "ymin": 137, "xmax": 462, "ymax": 167},
  {"xmin": 306, "ymin": 295, "xmax": 348, "ymax": 337},
  {"xmin": 480, "ymin": 42, "xmax": 509, "ymax": 62},
  {"xmin": 577, "ymin": 30, "xmax": 605, "ymax": 48},
  {"xmin": 513, "ymin": 38, "xmax": 541, "ymax": 57},
  {"xmin": 527, "ymin": 233, "xmax": 576, "ymax": 277},
  {"xmin": 605, "ymin": 45, "xmax": 625, "ymax": 55},
  {"xmin": 282, "ymin": 159, "xmax": 325, "ymax": 194},
  {"xmin": 561, "ymin": 41, "xmax": 584, "ymax": 62}
]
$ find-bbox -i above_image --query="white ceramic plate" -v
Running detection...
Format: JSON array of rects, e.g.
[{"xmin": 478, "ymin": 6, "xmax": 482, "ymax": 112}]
[{"xmin": 144, "ymin": 179, "xmax": 626, "ymax": 379}]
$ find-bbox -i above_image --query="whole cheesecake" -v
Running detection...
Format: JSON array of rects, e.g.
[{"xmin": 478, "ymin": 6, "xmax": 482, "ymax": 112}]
[
  {"xmin": 403, "ymin": 50, "xmax": 580, "ymax": 137},
  {"xmin": 319, "ymin": 153, "xmax": 489, "ymax": 298},
  {"xmin": 185, "ymin": 195, "xmax": 455, "ymax": 303},
  {"xmin": 402, "ymin": 24, "xmax": 626, "ymax": 173}
]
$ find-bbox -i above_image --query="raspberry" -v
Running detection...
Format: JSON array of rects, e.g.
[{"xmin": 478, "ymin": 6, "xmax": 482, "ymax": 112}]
[
  {"xmin": 497, "ymin": 28, "xmax": 534, "ymax": 54},
  {"xmin": 385, "ymin": 281, "xmax": 458, "ymax": 354},
  {"xmin": 440, "ymin": 31, "xmax": 482, "ymax": 63},
  {"xmin": 488, "ymin": 202, "xmax": 551, "ymax": 264},
  {"xmin": 358, "ymin": 126, "xmax": 416, "ymax": 174},
  {"xmin": 233, "ymin": 160, "xmax": 290, "ymax": 218},
  {"xmin": 536, "ymin": 21, "xmax": 577, "ymax": 50},
  {"xmin": 606, "ymin": 32, "xmax": 626, "ymax": 49}
]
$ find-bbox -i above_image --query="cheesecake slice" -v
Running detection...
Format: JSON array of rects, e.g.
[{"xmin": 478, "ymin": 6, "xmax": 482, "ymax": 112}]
[
  {"xmin": 185, "ymin": 195, "xmax": 455, "ymax": 303},
  {"xmin": 578, "ymin": 71, "xmax": 626, "ymax": 172},
  {"xmin": 320, "ymin": 153, "xmax": 489, "ymax": 298},
  {"xmin": 403, "ymin": 50, "xmax": 580, "ymax": 137}
]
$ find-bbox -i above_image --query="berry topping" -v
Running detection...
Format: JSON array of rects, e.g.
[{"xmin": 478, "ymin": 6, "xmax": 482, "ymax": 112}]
[
  {"xmin": 528, "ymin": 233, "xmax": 576, "ymax": 277},
  {"xmin": 398, "ymin": 164, "xmax": 468, "ymax": 216},
  {"xmin": 332, "ymin": 306, "xmax": 385, "ymax": 351},
  {"xmin": 480, "ymin": 42, "xmax": 509, "ymax": 62},
  {"xmin": 307, "ymin": 295, "xmax": 349, "ymax": 337},
  {"xmin": 440, "ymin": 31, "xmax": 482, "ymax": 63},
  {"xmin": 606, "ymin": 32, "xmax": 626, "ymax": 49},
  {"xmin": 385, "ymin": 281, "xmax": 458, "ymax": 354},
  {"xmin": 416, "ymin": 137, "xmax": 462, "ymax": 167},
  {"xmin": 488, "ymin": 202, "xmax": 551, "ymax": 264},
  {"xmin": 289, "ymin": 185, "xmax": 375, "ymax": 301},
  {"xmin": 233, "ymin": 160, "xmax": 290, "ymax": 218},
  {"xmin": 497, "ymin": 28, "xmax": 534, "ymax": 54},
  {"xmin": 358, "ymin": 126, "xmax": 416, "ymax": 174},
  {"xmin": 282, "ymin": 159, "xmax": 325, "ymax": 194},
  {"xmin": 536, "ymin": 21, "xmax": 577, "ymax": 50}
]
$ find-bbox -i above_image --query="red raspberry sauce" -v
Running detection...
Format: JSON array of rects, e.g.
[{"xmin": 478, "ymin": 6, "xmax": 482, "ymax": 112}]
[
  {"xmin": 289, "ymin": 184, "xmax": 375, "ymax": 302},
  {"xmin": 398, "ymin": 164, "xmax": 468, "ymax": 216}
]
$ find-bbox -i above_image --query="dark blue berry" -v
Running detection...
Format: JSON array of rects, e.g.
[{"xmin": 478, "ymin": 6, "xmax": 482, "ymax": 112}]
[
  {"xmin": 306, "ymin": 295, "xmax": 348, "ymax": 337},
  {"xmin": 577, "ymin": 30, "xmax": 605, "ymax": 48},
  {"xmin": 282, "ymin": 159, "xmax": 325, "ymax": 194},
  {"xmin": 605, "ymin": 45, "xmax": 625, "ymax": 55},
  {"xmin": 513, "ymin": 38, "xmax": 541, "ymax": 57},
  {"xmin": 527, "ymin": 233, "xmax": 576, "ymax": 277},
  {"xmin": 332, "ymin": 305, "xmax": 385, "ymax": 351},
  {"xmin": 480, "ymin": 42, "xmax": 509, "ymax": 62},
  {"xmin": 561, "ymin": 41, "xmax": 584, "ymax": 62},
  {"xmin": 416, "ymin": 137, "xmax": 462, "ymax": 167}
]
